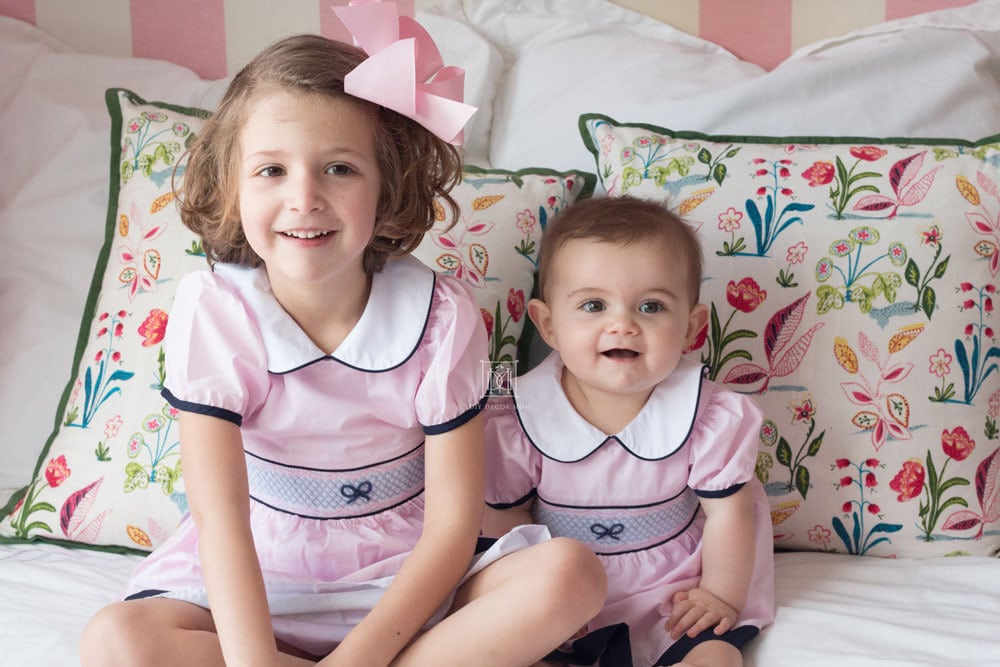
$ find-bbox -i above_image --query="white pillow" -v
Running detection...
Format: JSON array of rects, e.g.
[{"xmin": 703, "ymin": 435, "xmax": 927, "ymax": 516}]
[{"xmin": 484, "ymin": 0, "xmax": 1000, "ymax": 174}]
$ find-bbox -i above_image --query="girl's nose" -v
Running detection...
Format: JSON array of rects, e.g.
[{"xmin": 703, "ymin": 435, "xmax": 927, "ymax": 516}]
[
  {"xmin": 606, "ymin": 310, "xmax": 638, "ymax": 335},
  {"xmin": 287, "ymin": 173, "xmax": 323, "ymax": 213}
]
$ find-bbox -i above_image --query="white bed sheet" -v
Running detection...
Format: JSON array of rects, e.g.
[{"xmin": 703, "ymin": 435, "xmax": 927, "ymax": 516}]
[{"xmin": 1, "ymin": 543, "xmax": 997, "ymax": 667}]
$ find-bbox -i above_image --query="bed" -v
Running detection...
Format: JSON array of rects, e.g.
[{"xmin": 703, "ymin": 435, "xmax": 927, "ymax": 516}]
[{"xmin": 1, "ymin": 1, "xmax": 999, "ymax": 665}]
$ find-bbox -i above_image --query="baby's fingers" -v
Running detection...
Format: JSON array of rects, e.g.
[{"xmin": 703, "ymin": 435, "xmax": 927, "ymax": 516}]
[
  {"xmin": 713, "ymin": 616, "xmax": 735, "ymax": 636},
  {"xmin": 683, "ymin": 611, "xmax": 722, "ymax": 639},
  {"xmin": 666, "ymin": 607, "xmax": 703, "ymax": 640}
]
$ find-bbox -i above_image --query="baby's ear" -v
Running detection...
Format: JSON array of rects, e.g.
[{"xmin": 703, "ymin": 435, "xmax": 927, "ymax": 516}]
[
  {"xmin": 686, "ymin": 303, "xmax": 710, "ymax": 347},
  {"xmin": 527, "ymin": 298, "xmax": 557, "ymax": 350}
]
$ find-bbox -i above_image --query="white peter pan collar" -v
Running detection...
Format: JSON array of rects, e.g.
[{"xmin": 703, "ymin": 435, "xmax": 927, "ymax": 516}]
[
  {"xmin": 213, "ymin": 255, "xmax": 435, "ymax": 373},
  {"xmin": 514, "ymin": 353, "xmax": 708, "ymax": 462}
]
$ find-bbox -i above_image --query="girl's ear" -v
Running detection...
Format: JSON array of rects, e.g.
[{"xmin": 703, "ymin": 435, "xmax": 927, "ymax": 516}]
[
  {"xmin": 685, "ymin": 303, "xmax": 710, "ymax": 348},
  {"xmin": 527, "ymin": 298, "xmax": 558, "ymax": 351}
]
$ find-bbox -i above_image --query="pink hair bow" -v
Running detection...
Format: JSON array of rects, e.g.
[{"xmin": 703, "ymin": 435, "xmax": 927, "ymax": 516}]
[{"xmin": 333, "ymin": 0, "xmax": 476, "ymax": 145}]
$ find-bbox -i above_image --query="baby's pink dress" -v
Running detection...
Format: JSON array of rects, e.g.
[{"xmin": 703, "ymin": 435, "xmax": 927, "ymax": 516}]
[
  {"xmin": 486, "ymin": 353, "xmax": 775, "ymax": 667},
  {"xmin": 123, "ymin": 255, "xmax": 545, "ymax": 656}
]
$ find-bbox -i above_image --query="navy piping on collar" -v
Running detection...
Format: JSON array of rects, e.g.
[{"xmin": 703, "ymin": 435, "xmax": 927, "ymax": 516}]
[
  {"xmin": 486, "ymin": 488, "xmax": 537, "ymax": 511},
  {"xmin": 266, "ymin": 270, "xmax": 437, "ymax": 375},
  {"xmin": 161, "ymin": 388, "xmax": 242, "ymax": 426},
  {"xmin": 249, "ymin": 487, "xmax": 425, "ymax": 520},
  {"xmin": 423, "ymin": 392, "xmax": 489, "ymax": 435},
  {"xmin": 695, "ymin": 481, "xmax": 746, "ymax": 499},
  {"xmin": 244, "ymin": 441, "xmax": 424, "ymax": 473},
  {"xmin": 512, "ymin": 364, "xmax": 708, "ymax": 463}
]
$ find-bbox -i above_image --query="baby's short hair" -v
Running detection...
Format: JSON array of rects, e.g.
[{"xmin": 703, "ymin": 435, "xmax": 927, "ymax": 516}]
[{"xmin": 536, "ymin": 196, "xmax": 703, "ymax": 304}]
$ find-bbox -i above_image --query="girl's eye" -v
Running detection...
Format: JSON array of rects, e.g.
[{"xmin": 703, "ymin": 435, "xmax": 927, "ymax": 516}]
[
  {"xmin": 581, "ymin": 300, "xmax": 606, "ymax": 313},
  {"xmin": 258, "ymin": 166, "xmax": 284, "ymax": 177},
  {"xmin": 326, "ymin": 163, "xmax": 353, "ymax": 176},
  {"xmin": 639, "ymin": 301, "xmax": 665, "ymax": 314}
]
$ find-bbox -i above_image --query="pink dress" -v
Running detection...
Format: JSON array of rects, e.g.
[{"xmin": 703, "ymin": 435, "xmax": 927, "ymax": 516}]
[
  {"xmin": 485, "ymin": 353, "xmax": 775, "ymax": 667},
  {"xmin": 123, "ymin": 255, "xmax": 546, "ymax": 656}
]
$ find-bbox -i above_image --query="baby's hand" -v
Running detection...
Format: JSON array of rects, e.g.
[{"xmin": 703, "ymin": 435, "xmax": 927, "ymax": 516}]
[{"xmin": 664, "ymin": 587, "xmax": 738, "ymax": 640}]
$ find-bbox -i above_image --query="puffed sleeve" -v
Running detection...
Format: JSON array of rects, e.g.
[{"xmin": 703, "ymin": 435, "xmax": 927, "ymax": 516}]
[
  {"xmin": 483, "ymin": 398, "xmax": 542, "ymax": 508},
  {"xmin": 687, "ymin": 385, "xmax": 763, "ymax": 498},
  {"xmin": 413, "ymin": 273, "xmax": 489, "ymax": 434},
  {"xmin": 161, "ymin": 270, "xmax": 270, "ymax": 426}
]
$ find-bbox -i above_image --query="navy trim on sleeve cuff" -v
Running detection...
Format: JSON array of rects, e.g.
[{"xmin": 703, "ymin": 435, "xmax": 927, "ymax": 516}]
[
  {"xmin": 161, "ymin": 388, "xmax": 243, "ymax": 426},
  {"xmin": 694, "ymin": 481, "xmax": 746, "ymax": 499},
  {"xmin": 422, "ymin": 393, "xmax": 488, "ymax": 435},
  {"xmin": 486, "ymin": 488, "xmax": 537, "ymax": 510}
]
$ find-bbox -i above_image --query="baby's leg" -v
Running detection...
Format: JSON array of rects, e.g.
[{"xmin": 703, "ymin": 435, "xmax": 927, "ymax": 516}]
[
  {"xmin": 391, "ymin": 537, "xmax": 606, "ymax": 667},
  {"xmin": 80, "ymin": 598, "xmax": 316, "ymax": 667},
  {"xmin": 669, "ymin": 638, "xmax": 742, "ymax": 667}
]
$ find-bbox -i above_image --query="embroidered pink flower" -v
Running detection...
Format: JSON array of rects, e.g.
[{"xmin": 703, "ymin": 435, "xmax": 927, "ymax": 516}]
[
  {"xmin": 989, "ymin": 389, "xmax": 1000, "ymax": 419},
  {"xmin": 867, "ymin": 503, "xmax": 880, "ymax": 515},
  {"xmin": 45, "ymin": 455, "xmax": 71, "ymax": 488},
  {"xmin": 941, "ymin": 426, "xmax": 975, "ymax": 461},
  {"xmin": 515, "ymin": 209, "xmax": 536, "ymax": 234},
  {"xmin": 807, "ymin": 525, "xmax": 831, "ymax": 547},
  {"xmin": 507, "ymin": 289, "xmax": 525, "ymax": 323},
  {"xmin": 865, "ymin": 458, "xmax": 880, "ymax": 468},
  {"xmin": 840, "ymin": 476, "xmax": 854, "ymax": 487},
  {"xmin": 717, "ymin": 207, "xmax": 743, "ymax": 233},
  {"xmin": 864, "ymin": 472, "xmax": 877, "ymax": 488},
  {"xmin": 928, "ymin": 349, "xmax": 952, "ymax": 377},
  {"xmin": 726, "ymin": 277, "xmax": 766, "ymax": 313},
  {"xmin": 786, "ymin": 241, "xmax": 807, "ymax": 264},
  {"xmin": 802, "ymin": 161, "xmax": 835, "ymax": 186},
  {"xmin": 835, "ymin": 458, "xmax": 850, "ymax": 469},
  {"xmin": 850, "ymin": 145, "xmax": 887, "ymax": 161},
  {"xmin": 138, "ymin": 308, "xmax": 169, "ymax": 347},
  {"xmin": 920, "ymin": 225, "xmax": 942, "ymax": 246},
  {"xmin": 788, "ymin": 395, "xmax": 815, "ymax": 423},
  {"xmin": 841, "ymin": 501, "xmax": 852, "ymax": 513},
  {"xmin": 105, "ymin": 415, "xmax": 123, "ymax": 440},
  {"xmin": 890, "ymin": 459, "xmax": 925, "ymax": 501}
]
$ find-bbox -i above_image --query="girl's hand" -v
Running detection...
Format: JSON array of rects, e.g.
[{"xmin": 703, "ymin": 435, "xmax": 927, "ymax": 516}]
[{"xmin": 664, "ymin": 587, "xmax": 738, "ymax": 640}]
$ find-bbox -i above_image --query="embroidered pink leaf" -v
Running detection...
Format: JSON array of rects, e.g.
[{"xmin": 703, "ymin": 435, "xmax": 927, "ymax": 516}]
[
  {"xmin": 721, "ymin": 363, "xmax": 767, "ymax": 385},
  {"xmin": 871, "ymin": 419, "xmax": 887, "ymax": 451},
  {"xmin": 142, "ymin": 223, "xmax": 167, "ymax": 242},
  {"xmin": 898, "ymin": 167, "xmax": 941, "ymax": 207},
  {"xmin": 432, "ymin": 233, "xmax": 458, "ymax": 249},
  {"xmin": 853, "ymin": 194, "xmax": 896, "ymax": 212},
  {"xmin": 841, "ymin": 382, "xmax": 875, "ymax": 406},
  {"xmin": 882, "ymin": 362, "xmax": 913, "ymax": 384},
  {"xmin": 763, "ymin": 293, "xmax": 808, "ymax": 363},
  {"xmin": 942, "ymin": 510, "xmax": 983, "ymax": 532},
  {"xmin": 858, "ymin": 332, "xmax": 880, "ymax": 363},
  {"xmin": 889, "ymin": 151, "xmax": 926, "ymax": 196},
  {"xmin": 975, "ymin": 447, "xmax": 1000, "ymax": 523},
  {"xmin": 770, "ymin": 323, "xmax": 824, "ymax": 378},
  {"xmin": 465, "ymin": 222, "xmax": 495, "ymax": 235},
  {"xmin": 60, "ymin": 478, "xmax": 103, "ymax": 538},
  {"xmin": 75, "ymin": 509, "xmax": 112, "ymax": 544},
  {"xmin": 966, "ymin": 213, "xmax": 995, "ymax": 234},
  {"xmin": 885, "ymin": 419, "xmax": 912, "ymax": 441},
  {"xmin": 118, "ymin": 245, "xmax": 136, "ymax": 263},
  {"xmin": 977, "ymin": 171, "xmax": 999, "ymax": 200}
]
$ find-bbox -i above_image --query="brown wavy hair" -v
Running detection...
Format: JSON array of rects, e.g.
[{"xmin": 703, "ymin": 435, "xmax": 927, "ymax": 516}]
[
  {"xmin": 176, "ymin": 34, "xmax": 462, "ymax": 274},
  {"xmin": 536, "ymin": 196, "xmax": 704, "ymax": 305}
]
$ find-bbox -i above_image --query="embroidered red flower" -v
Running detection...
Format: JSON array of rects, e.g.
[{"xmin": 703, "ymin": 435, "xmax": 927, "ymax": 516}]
[
  {"xmin": 802, "ymin": 161, "xmax": 834, "ymax": 186},
  {"xmin": 481, "ymin": 308, "xmax": 494, "ymax": 340},
  {"xmin": 725, "ymin": 277, "xmax": 766, "ymax": 313},
  {"xmin": 941, "ymin": 426, "xmax": 975, "ymax": 462},
  {"xmin": 889, "ymin": 459, "xmax": 925, "ymax": 501},
  {"xmin": 45, "ymin": 455, "xmax": 71, "ymax": 488},
  {"xmin": 507, "ymin": 289, "xmax": 525, "ymax": 323},
  {"xmin": 138, "ymin": 308, "xmax": 169, "ymax": 347},
  {"xmin": 849, "ymin": 145, "xmax": 887, "ymax": 161}
]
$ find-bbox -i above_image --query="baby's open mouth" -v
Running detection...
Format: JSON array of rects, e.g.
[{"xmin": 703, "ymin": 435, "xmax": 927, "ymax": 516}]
[{"xmin": 601, "ymin": 349, "xmax": 639, "ymax": 359}]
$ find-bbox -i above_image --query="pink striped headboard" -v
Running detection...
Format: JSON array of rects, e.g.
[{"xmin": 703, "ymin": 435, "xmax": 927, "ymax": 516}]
[{"xmin": 0, "ymin": 0, "xmax": 978, "ymax": 77}]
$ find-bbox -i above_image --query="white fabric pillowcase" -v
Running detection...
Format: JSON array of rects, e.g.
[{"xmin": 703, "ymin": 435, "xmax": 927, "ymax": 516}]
[{"xmin": 484, "ymin": 0, "xmax": 1000, "ymax": 173}]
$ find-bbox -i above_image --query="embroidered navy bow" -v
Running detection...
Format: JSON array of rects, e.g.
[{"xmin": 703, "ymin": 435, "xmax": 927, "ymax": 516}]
[
  {"xmin": 341, "ymin": 481, "xmax": 373, "ymax": 504},
  {"xmin": 590, "ymin": 522, "xmax": 625, "ymax": 541}
]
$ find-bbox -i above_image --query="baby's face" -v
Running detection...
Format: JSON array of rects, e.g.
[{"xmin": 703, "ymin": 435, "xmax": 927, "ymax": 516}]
[{"xmin": 537, "ymin": 238, "xmax": 706, "ymax": 400}]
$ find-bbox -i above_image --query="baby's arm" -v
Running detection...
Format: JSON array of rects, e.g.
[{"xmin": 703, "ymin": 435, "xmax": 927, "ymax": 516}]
[
  {"xmin": 180, "ymin": 411, "xmax": 281, "ymax": 665},
  {"xmin": 322, "ymin": 415, "xmax": 486, "ymax": 667},
  {"xmin": 665, "ymin": 484, "xmax": 755, "ymax": 640},
  {"xmin": 481, "ymin": 501, "xmax": 534, "ymax": 538}
]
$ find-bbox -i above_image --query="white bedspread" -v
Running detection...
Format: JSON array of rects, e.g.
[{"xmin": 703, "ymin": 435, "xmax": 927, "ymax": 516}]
[{"xmin": 1, "ymin": 543, "xmax": 997, "ymax": 666}]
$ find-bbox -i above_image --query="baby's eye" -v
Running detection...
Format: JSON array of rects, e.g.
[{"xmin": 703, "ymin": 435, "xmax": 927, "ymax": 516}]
[
  {"xmin": 326, "ymin": 163, "xmax": 353, "ymax": 176},
  {"xmin": 638, "ymin": 301, "xmax": 665, "ymax": 314},
  {"xmin": 257, "ymin": 166, "xmax": 285, "ymax": 178},
  {"xmin": 581, "ymin": 300, "xmax": 606, "ymax": 313}
]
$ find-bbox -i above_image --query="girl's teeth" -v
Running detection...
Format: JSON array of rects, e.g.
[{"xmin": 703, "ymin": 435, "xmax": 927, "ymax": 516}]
[{"xmin": 284, "ymin": 230, "xmax": 330, "ymax": 239}]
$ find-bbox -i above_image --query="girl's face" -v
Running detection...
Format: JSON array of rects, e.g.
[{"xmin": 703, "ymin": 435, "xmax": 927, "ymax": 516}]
[
  {"xmin": 237, "ymin": 91, "xmax": 381, "ymax": 295},
  {"xmin": 529, "ymin": 238, "xmax": 708, "ymax": 402}
]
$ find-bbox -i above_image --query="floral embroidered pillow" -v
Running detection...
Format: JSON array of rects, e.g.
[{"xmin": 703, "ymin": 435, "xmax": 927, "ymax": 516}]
[
  {"xmin": 581, "ymin": 113, "xmax": 1000, "ymax": 558},
  {"xmin": 0, "ymin": 88, "xmax": 592, "ymax": 553}
]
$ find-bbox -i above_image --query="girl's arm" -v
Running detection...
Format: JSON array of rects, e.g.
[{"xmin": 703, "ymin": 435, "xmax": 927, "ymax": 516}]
[
  {"xmin": 323, "ymin": 414, "xmax": 486, "ymax": 667},
  {"xmin": 666, "ymin": 484, "xmax": 755, "ymax": 639},
  {"xmin": 481, "ymin": 502, "xmax": 534, "ymax": 538},
  {"xmin": 180, "ymin": 411, "xmax": 281, "ymax": 666}
]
